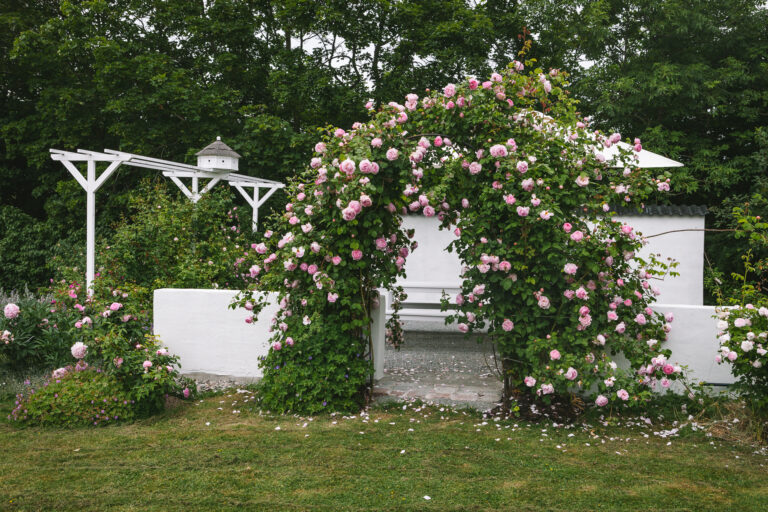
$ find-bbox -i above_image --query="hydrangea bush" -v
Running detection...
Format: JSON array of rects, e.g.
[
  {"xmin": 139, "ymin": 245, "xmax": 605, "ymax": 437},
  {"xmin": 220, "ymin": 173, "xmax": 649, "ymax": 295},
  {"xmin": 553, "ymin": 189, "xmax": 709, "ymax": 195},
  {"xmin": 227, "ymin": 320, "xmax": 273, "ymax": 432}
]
[
  {"xmin": 714, "ymin": 201, "xmax": 768, "ymax": 417},
  {"xmin": 235, "ymin": 60, "xmax": 679, "ymax": 413},
  {"xmin": 7, "ymin": 277, "xmax": 194, "ymax": 425}
]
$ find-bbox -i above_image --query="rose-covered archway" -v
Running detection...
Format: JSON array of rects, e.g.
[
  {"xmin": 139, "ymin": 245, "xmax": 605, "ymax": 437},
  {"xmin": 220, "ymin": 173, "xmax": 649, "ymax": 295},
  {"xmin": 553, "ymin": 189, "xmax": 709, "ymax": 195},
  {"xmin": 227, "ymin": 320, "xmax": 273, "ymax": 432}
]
[{"xmin": 235, "ymin": 59, "xmax": 680, "ymax": 414}]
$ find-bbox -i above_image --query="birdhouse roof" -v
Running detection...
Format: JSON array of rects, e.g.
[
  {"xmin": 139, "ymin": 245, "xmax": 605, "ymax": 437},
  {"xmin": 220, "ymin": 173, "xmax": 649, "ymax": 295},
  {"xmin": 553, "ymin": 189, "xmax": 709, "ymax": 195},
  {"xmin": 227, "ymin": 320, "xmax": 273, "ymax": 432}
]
[{"xmin": 195, "ymin": 137, "xmax": 241, "ymax": 158}]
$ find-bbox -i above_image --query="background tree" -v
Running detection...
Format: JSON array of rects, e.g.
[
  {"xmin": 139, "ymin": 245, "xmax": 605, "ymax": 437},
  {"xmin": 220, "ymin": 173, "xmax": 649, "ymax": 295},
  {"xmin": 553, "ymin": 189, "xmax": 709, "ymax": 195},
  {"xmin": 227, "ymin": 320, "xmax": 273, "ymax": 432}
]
[{"xmin": 0, "ymin": 0, "xmax": 765, "ymax": 301}]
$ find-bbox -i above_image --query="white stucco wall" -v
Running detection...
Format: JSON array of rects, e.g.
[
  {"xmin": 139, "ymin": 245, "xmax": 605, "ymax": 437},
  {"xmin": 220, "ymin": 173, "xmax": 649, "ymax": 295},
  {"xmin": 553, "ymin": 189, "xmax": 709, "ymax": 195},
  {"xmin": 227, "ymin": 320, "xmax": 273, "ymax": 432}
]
[
  {"xmin": 396, "ymin": 213, "xmax": 704, "ymax": 310},
  {"xmin": 154, "ymin": 289, "xmax": 388, "ymax": 381},
  {"xmin": 154, "ymin": 289, "xmax": 278, "ymax": 380},
  {"xmin": 614, "ymin": 214, "xmax": 704, "ymax": 305},
  {"xmin": 154, "ymin": 289, "xmax": 733, "ymax": 386}
]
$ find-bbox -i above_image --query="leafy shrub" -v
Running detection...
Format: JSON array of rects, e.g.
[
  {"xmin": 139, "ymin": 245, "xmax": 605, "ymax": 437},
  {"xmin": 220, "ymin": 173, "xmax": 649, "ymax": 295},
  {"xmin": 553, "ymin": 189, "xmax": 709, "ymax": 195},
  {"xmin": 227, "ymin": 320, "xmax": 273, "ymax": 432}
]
[
  {"xmin": 6, "ymin": 276, "xmax": 194, "ymax": 426},
  {"xmin": 235, "ymin": 60, "xmax": 681, "ymax": 414},
  {"xmin": 9, "ymin": 367, "xmax": 138, "ymax": 427},
  {"xmin": 0, "ymin": 206, "xmax": 50, "ymax": 292},
  {"xmin": 1, "ymin": 290, "xmax": 77, "ymax": 370},
  {"xmin": 714, "ymin": 197, "xmax": 768, "ymax": 421},
  {"xmin": 256, "ymin": 318, "xmax": 370, "ymax": 414},
  {"xmin": 82, "ymin": 181, "xmax": 250, "ymax": 292}
]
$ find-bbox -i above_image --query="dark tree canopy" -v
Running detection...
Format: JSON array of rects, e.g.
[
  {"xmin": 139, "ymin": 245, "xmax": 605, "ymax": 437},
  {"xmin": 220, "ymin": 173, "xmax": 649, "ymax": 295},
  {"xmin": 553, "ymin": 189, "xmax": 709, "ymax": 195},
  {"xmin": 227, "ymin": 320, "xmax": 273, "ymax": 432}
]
[{"xmin": 0, "ymin": 0, "xmax": 766, "ymax": 298}]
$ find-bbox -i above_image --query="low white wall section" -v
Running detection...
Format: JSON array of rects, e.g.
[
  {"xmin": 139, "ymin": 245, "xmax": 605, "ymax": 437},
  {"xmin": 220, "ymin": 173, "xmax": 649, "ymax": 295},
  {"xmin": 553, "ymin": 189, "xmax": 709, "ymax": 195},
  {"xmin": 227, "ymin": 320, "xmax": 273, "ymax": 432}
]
[
  {"xmin": 383, "ymin": 304, "xmax": 734, "ymax": 386},
  {"xmin": 154, "ymin": 288, "xmax": 388, "ymax": 381},
  {"xmin": 154, "ymin": 289, "xmax": 278, "ymax": 380}
]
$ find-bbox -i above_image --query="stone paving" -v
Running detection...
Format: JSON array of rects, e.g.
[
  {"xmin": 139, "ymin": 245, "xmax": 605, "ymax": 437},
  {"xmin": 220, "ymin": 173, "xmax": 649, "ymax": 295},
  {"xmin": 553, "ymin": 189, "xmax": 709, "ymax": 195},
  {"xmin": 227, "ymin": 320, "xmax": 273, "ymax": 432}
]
[{"xmin": 373, "ymin": 332, "xmax": 504, "ymax": 410}]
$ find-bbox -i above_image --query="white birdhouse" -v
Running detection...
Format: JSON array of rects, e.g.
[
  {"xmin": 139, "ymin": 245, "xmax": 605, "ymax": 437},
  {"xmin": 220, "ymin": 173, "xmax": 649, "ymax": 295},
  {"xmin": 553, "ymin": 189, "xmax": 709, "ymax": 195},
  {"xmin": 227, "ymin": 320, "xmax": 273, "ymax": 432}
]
[{"xmin": 196, "ymin": 136, "xmax": 241, "ymax": 172}]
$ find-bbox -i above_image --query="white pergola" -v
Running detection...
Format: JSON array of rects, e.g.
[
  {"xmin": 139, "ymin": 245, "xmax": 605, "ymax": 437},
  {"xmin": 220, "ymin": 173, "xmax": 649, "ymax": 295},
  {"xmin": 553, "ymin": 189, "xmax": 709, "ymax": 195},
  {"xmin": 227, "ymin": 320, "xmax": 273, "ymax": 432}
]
[{"xmin": 50, "ymin": 146, "xmax": 284, "ymax": 293}]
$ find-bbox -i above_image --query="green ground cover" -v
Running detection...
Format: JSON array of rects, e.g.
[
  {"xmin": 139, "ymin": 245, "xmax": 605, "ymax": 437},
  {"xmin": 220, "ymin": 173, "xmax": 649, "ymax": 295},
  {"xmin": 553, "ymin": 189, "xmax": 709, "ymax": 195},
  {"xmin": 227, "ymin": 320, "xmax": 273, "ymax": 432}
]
[{"xmin": 0, "ymin": 391, "xmax": 766, "ymax": 511}]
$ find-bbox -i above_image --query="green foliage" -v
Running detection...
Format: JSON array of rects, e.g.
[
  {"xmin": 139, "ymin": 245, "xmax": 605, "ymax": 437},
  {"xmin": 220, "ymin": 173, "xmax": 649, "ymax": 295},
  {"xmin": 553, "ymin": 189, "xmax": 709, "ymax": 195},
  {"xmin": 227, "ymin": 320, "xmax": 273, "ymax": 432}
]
[
  {"xmin": 95, "ymin": 182, "xmax": 251, "ymax": 291},
  {"xmin": 0, "ymin": 291, "xmax": 75, "ymax": 371},
  {"xmin": 713, "ymin": 197, "xmax": 768, "ymax": 423},
  {"xmin": 0, "ymin": 206, "xmax": 51, "ymax": 292},
  {"xmin": 9, "ymin": 368, "xmax": 138, "ymax": 427},
  {"xmin": 4, "ymin": 275, "xmax": 194, "ymax": 425},
  {"xmin": 256, "ymin": 320, "xmax": 371, "ymax": 414}
]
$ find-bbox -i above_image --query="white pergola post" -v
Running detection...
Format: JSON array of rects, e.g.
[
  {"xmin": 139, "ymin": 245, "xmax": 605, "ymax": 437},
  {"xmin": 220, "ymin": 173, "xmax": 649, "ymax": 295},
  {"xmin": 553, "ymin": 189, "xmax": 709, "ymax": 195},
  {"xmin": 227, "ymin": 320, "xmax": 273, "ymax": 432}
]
[
  {"xmin": 230, "ymin": 182, "xmax": 282, "ymax": 232},
  {"xmin": 51, "ymin": 150, "xmax": 125, "ymax": 294}
]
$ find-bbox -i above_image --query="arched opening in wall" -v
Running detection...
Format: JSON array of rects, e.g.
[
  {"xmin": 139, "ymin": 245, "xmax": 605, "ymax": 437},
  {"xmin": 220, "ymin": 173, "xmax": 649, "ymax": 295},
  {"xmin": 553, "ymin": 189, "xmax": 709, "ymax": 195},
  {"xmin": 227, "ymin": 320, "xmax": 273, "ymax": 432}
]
[{"xmin": 375, "ymin": 214, "xmax": 503, "ymax": 408}]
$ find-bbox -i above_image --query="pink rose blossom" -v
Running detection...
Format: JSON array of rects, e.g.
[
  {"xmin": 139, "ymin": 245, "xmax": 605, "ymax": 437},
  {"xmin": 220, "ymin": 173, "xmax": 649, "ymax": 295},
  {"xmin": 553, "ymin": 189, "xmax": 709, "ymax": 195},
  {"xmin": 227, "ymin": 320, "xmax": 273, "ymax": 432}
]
[
  {"xmin": 351, "ymin": 250, "xmax": 363, "ymax": 261},
  {"xmin": 563, "ymin": 263, "xmax": 578, "ymax": 275},
  {"xmin": 524, "ymin": 376, "xmax": 536, "ymax": 387},
  {"xmin": 549, "ymin": 349, "xmax": 561, "ymax": 360},
  {"xmin": 502, "ymin": 319, "xmax": 514, "ymax": 331},
  {"xmin": 595, "ymin": 395, "xmax": 608, "ymax": 407},
  {"xmin": 565, "ymin": 367, "xmax": 578, "ymax": 380},
  {"xmin": 570, "ymin": 230, "xmax": 584, "ymax": 242},
  {"xmin": 616, "ymin": 389, "xmax": 629, "ymax": 401}
]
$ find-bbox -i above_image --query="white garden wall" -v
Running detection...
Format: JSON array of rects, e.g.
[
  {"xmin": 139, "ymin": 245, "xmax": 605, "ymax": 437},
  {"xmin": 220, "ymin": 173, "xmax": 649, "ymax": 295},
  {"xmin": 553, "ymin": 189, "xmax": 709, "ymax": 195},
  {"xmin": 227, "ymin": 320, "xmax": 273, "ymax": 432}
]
[
  {"xmin": 154, "ymin": 289, "xmax": 733, "ymax": 387},
  {"xmin": 154, "ymin": 289, "xmax": 278, "ymax": 381},
  {"xmin": 397, "ymin": 214, "xmax": 705, "ymax": 310},
  {"xmin": 153, "ymin": 288, "xmax": 387, "ymax": 381}
]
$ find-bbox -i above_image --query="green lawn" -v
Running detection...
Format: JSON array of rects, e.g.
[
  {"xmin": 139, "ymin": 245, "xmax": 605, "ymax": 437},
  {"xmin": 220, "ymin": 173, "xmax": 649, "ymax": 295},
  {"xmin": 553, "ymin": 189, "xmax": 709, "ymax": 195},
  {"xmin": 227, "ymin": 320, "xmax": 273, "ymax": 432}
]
[{"xmin": 1, "ymin": 391, "xmax": 766, "ymax": 511}]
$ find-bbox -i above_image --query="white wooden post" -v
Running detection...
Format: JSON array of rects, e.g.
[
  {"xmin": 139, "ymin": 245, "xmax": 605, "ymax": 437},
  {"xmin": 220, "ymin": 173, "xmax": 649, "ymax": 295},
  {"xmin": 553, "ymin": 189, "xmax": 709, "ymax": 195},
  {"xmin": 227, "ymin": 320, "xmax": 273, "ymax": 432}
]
[
  {"xmin": 86, "ymin": 160, "xmax": 96, "ymax": 294},
  {"xmin": 252, "ymin": 188, "xmax": 259, "ymax": 231}
]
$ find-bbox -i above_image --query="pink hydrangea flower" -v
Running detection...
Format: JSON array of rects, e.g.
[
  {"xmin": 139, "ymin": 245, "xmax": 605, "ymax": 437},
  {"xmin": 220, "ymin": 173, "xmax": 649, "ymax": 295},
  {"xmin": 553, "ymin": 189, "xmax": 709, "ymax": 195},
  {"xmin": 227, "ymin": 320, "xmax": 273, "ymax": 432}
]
[
  {"xmin": 71, "ymin": 342, "xmax": 87, "ymax": 360},
  {"xmin": 3, "ymin": 303, "xmax": 20, "ymax": 319}
]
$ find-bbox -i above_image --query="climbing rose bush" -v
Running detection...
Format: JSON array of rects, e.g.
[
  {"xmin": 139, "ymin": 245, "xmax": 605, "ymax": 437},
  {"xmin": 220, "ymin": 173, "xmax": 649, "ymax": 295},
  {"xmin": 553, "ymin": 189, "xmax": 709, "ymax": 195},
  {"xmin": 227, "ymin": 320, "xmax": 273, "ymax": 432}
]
[{"xmin": 236, "ymin": 60, "xmax": 678, "ymax": 413}]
